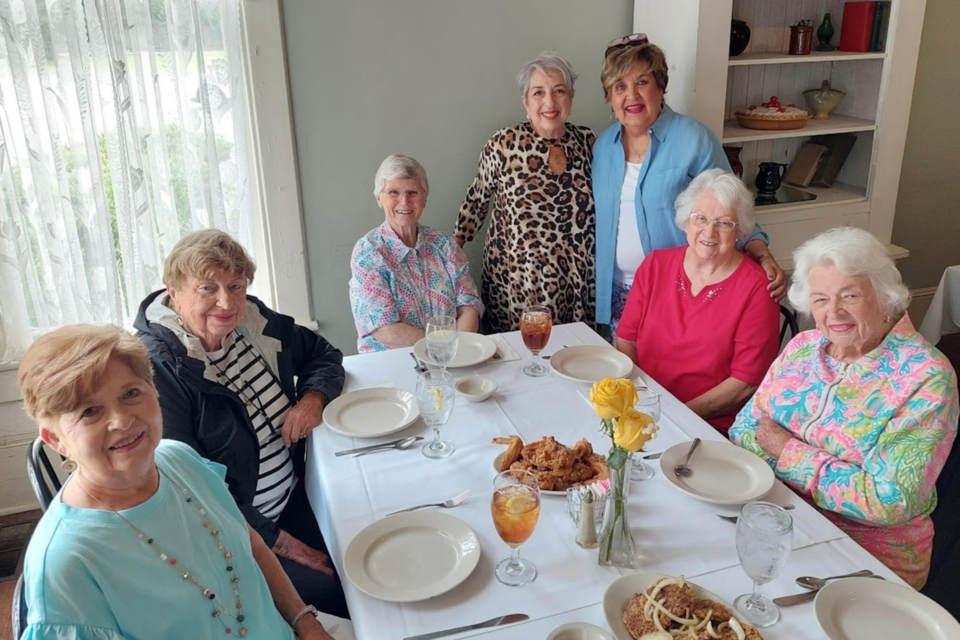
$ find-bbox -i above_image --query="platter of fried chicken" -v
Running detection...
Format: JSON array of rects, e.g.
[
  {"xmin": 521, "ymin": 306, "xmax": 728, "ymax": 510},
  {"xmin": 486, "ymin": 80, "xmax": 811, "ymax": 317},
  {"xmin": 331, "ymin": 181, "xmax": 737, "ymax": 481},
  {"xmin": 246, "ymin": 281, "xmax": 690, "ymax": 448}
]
[
  {"xmin": 603, "ymin": 573, "xmax": 762, "ymax": 640},
  {"xmin": 492, "ymin": 435, "xmax": 609, "ymax": 495}
]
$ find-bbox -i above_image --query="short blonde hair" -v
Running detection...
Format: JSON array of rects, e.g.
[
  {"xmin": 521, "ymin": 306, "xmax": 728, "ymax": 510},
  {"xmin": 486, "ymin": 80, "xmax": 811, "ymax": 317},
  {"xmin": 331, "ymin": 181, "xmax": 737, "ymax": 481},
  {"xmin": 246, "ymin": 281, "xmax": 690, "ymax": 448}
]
[
  {"xmin": 600, "ymin": 42, "xmax": 669, "ymax": 102},
  {"xmin": 19, "ymin": 325, "xmax": 154, "ymax": 423},
  {"xmin": 163, "ymin": 229, "xmax": 256, "ymax": 290}
]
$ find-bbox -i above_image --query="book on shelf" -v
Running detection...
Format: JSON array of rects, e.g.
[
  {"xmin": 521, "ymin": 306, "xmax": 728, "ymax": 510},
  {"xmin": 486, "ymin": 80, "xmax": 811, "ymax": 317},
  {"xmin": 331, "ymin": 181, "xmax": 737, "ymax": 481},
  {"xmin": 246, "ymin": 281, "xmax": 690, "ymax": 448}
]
[
  {"xmin": 869, "ymin": 3, "xmax": 883, "ymax": 52},
  {"xmin": 785, "ymin": 143, "xmax": 828, "ymax": 188},
  {"xmin": 875, "ymin": 2, "xmax": 893, "ymax": 52},
  {"xmin": 839, "ymin": 2, "xmax": 876, "ymax": 53},
  {"xmin": 809, "ymin": 134, "xmax": 858, "ymax": 188}
]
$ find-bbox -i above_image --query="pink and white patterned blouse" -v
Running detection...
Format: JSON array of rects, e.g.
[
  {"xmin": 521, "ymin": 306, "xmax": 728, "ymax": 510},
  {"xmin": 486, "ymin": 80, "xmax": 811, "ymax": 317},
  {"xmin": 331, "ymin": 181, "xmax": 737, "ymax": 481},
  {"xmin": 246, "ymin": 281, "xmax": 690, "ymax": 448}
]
[
  {"xmin": 730, "ymin": 315, "xmax": 958, "ymax": 589},
  {"xmin": 349, "ymin": 223, "xmax": 483, "ymax": 353}
]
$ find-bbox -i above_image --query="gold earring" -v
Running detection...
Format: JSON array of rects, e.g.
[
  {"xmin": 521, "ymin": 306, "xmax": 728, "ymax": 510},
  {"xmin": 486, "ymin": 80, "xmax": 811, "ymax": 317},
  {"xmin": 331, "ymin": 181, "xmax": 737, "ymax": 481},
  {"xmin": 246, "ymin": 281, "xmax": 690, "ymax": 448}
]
[
  {"xmin": 175, "ymin": 315, "xmax": 184, "ymax": 327},
  {"xmin": 61, "ymin": 458, "xmax": 78, "ymax": 473}
]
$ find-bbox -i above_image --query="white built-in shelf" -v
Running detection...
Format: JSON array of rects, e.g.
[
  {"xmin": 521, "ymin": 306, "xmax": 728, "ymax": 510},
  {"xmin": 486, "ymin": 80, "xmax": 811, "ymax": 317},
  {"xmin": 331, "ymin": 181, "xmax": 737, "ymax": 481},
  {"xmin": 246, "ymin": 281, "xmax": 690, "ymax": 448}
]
[
  {"xmin": 722, "ymin": 115, "xmax": 876, "ymax": 143},
  {"xmin": 755, "ymin": 182, "xmax": 868, "ymax": 216},
  {"xmin": 728, "ymin": 51, "xmax": 886, "ymax": 67}
]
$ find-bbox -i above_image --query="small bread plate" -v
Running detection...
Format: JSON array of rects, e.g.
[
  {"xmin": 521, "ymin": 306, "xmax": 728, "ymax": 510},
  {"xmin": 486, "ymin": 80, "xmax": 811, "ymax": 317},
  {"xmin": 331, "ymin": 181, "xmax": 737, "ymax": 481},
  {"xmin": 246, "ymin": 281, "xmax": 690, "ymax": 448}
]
[
  {"xmin": 455, "ymin": 376, "xmax": 497, "ymax": 402},
  {"xmin": 659, "ymin": 440, "xmax": 774, "ymax": 505},
  {"xmin": 413, "ymin": 332, "xmax": 497, "ymax": 368},
  {"xmin": 343, "ymin": 511, "xmax": 481, "ymax": 603},
  {"xmin": 815, "ymin": 577, "xmax": 960, "ymax": 640},
  {"xmin": 492, "ymin": 453, "xmax": 607, "ymax": 497},
  {"xmin": 323, "ymin": 388, "xmax": 420, "ymax": 438},
  {"xmin": 603, "ymin": 572, "xmax": 752, "ymax": 640},
  {"xmin": 549, "ymin": 346, "xmax": 634, "ymax": 384},
  {"xmin": 547, "ymin": 622, "xmax": 615, "ymax": 640}
]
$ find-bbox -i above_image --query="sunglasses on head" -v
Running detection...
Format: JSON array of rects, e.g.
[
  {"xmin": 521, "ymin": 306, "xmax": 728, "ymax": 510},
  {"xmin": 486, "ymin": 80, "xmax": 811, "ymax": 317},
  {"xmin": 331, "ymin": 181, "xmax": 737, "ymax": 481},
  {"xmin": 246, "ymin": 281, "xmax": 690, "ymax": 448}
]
[{"xmin": 605, "ymin": 33, "xmax": 650, "ymax": 58}]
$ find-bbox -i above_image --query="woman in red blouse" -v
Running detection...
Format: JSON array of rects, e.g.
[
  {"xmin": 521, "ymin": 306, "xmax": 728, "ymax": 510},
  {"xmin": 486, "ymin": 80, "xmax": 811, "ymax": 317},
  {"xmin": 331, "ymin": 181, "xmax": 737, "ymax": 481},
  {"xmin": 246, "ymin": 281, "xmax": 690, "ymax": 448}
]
[{"xmin": 615, "ymin": 169, "xmax": 779, "ymax": 433}]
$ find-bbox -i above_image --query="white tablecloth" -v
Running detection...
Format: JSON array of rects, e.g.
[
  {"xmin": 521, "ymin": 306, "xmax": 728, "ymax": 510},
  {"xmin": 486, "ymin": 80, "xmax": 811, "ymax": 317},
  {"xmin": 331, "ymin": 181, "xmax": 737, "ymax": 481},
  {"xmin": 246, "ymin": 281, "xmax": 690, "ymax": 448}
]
[
  {"xmin": 920, "ymin": 265, "xmax": 960, "ymax": 344},
  {"xmin": 305, "ymin": 323, "xmax": 901, "ymax": 640}
]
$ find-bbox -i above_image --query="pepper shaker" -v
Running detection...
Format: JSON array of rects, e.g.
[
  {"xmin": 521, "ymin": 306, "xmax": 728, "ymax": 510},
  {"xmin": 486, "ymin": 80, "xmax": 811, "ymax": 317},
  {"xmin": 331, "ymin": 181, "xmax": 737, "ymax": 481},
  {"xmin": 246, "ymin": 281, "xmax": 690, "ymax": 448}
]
[{"xmin": 576, "ymin": 491, "xmax": 599, "ymax": 549}]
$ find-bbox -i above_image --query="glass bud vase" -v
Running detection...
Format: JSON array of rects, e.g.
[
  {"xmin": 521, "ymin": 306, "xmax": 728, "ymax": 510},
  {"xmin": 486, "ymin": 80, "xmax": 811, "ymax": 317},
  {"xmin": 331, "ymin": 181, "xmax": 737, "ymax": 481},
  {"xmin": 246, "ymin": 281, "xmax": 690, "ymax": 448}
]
[{"xmin": 598, "ymin": 448, "xmax": 639, "ymax": 569}]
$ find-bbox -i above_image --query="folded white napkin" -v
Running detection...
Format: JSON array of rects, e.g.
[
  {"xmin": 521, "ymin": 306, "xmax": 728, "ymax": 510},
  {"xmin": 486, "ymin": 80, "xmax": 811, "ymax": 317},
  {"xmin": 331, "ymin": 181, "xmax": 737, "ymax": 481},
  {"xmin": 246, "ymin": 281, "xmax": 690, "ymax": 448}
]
[{"xmin": 489, "ymin": 333, "xmax": 521, "ymax": 363}]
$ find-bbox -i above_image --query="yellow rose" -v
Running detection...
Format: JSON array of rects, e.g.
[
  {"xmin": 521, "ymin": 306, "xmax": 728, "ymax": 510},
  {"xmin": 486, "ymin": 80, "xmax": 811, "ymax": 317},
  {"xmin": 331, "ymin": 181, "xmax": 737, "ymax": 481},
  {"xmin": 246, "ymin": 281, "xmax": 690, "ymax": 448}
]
[
  {"xmin": 613, "ymin": 408, "xmax": 658, "ymax": 452},
  {"xmin": 590, "ymin": 377, "xmax": 638, "ymax": 420}
]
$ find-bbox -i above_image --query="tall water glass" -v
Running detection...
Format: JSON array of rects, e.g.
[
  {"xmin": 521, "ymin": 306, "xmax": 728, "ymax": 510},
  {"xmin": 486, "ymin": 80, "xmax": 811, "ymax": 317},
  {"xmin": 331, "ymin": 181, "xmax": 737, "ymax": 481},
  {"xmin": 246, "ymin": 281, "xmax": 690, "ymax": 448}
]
[
  {"xmin": 415, "ymin": 370, "xmax": 456, "ymax": 459},
  {"xmin": 520, "ymin": 305, "xmax": 552, "ymax": 377},
  {"xmin": 491, "ymin": 469, "xmax": 541, "ymax": 586},
  {"xmin": 734, "ymin": 501, "xmax": 794, "ymax": 627},
  {"xmin": 425, "ymin": 315, "xmax": 459, "ymax": 371},
  {"xmin": 630, "ymin": 389, "xmax": 660, "ymax": 481}
]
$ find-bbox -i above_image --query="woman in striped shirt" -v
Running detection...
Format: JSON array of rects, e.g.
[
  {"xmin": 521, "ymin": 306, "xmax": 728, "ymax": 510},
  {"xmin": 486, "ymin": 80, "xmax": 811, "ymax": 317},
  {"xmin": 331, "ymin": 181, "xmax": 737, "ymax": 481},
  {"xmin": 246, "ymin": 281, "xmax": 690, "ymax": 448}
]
[{"xmin": 135, "ymin": 229, "xmax": 350, "ymax": 619}]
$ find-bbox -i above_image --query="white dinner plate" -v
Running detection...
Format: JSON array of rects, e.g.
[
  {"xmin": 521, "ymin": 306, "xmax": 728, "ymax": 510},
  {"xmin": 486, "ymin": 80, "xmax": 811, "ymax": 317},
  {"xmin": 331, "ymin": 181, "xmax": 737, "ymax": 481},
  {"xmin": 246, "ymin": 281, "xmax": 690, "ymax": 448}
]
[
  {"xmin": 413, "ymin": 332, "xmax": 497, "ymax": 368},
  {"xmin": 343, "ymin": 511, "xmax": 481, "ymax": 602},
  {"xmin": 549, "ymin": 346, "xmax": 634, "ymax": 384},
  {"xmin": 659, "ymin": 440, "xmax": 774, "ymax": 505},
  {"xmin": 815, "ymin": 577, "xmax": 960, "ymax": 639},
  {"xmin": 603, "ymin": 572, "xmax": 752, "ymax": 640},
  {"xmin": 322, "ymin": 388, "xmax": 420, "ymax": 438}
]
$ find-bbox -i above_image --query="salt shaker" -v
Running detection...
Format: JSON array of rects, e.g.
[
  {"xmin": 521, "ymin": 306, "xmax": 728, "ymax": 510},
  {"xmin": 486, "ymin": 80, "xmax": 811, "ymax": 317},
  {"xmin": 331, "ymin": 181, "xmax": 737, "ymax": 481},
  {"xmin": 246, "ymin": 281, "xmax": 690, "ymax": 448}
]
[{"xmin": 576, "ymin": 491, "xmax": 599, "ymax": 548}]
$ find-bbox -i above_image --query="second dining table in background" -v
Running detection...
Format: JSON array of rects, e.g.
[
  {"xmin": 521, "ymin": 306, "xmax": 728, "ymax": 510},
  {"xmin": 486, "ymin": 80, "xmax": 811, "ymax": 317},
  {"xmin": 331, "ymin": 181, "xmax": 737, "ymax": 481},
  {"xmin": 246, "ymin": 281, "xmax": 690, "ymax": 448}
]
[{"xmin": 304, "ymin": 323, "xmax": 903, "ymax": 640}]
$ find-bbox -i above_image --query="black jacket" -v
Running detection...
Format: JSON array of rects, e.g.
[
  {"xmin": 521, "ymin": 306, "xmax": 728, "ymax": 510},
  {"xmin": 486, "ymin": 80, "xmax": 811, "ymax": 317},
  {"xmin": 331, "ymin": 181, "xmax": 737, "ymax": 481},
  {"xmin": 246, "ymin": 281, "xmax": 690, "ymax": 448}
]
[{"xmin": 134, "ymin": 290, "xmax": 344, "ymax": 546}]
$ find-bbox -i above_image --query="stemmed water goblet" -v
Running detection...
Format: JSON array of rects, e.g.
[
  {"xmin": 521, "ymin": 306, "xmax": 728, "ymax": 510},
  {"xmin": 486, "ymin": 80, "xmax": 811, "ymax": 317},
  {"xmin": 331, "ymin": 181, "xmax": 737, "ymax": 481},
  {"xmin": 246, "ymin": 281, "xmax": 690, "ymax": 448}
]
[
  {"xmin": 734, "ymin": 501, "xmax": 794, "ymax": 627},
  {"xmin": 425, "ymin": 314, "xmax": 459, "ymax": 371},
  {"xmin": 520, "ymin": 305, "xmax": 552, "ymax": 377},
  {"xmin": 491, "ymin": 469, "xmax": 541, "ymax": 586},
  {"xmin": 630, "ymin": 388, "xmax": 660, "ymax": 481},
  {"xmin": 415, "ymin": 370, "xmax": 456, "ymax": 459}
]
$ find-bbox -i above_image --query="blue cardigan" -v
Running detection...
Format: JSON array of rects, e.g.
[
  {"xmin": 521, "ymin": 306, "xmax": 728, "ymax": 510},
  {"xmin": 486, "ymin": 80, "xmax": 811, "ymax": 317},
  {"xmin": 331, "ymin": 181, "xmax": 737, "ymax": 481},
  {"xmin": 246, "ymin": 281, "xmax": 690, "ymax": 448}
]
[{"xmin": 592, "ymin": 105, "xmax": 768, "ymax": 323}]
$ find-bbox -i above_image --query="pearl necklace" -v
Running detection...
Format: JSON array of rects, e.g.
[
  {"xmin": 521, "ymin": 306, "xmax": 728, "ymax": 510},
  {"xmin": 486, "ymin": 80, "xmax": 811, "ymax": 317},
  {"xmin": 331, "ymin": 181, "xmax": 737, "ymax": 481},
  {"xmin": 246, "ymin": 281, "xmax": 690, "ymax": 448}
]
[{"xmin": 75, "ymin": 469, "xmax": 249, "ymax": 636}]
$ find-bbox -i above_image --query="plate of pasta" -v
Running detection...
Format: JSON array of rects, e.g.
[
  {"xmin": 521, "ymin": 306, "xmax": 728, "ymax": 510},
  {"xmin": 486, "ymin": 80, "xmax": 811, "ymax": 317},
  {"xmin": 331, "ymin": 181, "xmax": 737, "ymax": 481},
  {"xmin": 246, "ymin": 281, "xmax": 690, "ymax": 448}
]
[{"xmin": 603, "ymin": 572, "xmax": 762, "ymax": 640}]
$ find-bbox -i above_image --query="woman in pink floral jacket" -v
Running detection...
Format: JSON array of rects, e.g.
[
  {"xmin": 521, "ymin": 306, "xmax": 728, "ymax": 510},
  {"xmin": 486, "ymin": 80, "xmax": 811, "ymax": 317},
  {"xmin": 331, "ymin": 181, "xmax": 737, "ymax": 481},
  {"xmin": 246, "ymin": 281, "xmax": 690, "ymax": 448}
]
[{"xmin": 730, "ymin": 227, "xmax": 958, "ymax": 589}]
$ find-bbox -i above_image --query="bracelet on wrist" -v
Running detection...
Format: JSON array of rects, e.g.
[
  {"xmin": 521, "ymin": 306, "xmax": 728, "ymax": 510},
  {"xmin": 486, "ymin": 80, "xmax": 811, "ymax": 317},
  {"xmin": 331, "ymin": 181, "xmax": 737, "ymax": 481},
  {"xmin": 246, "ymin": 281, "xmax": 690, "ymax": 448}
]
[
  {"xmin": 290, "ymin": 604, "xmax": 317, "ymax": 631},
  {"xmin": 304, "ymin": 389, "xmax": 328, "ymax": 405}
]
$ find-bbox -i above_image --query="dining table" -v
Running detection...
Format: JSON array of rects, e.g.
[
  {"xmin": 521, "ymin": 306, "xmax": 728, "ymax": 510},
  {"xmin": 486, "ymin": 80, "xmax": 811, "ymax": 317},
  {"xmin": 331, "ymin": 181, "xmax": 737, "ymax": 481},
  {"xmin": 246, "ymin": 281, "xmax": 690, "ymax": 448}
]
[
  {"xmin": 920, "ymin": 264, "xmax": 960, "ymax": 345},
  {"xmin": 304, "ymin": 322, "xmax": 904, "ymax": 640}
]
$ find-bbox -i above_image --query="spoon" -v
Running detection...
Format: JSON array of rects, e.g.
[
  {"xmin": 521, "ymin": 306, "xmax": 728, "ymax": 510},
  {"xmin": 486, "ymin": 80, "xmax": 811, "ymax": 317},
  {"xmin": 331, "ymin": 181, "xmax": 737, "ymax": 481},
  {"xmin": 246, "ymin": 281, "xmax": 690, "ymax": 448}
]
[
  {"xmin": 351, "ymin": 436, "xmax": 422, "ymax": 458},
  {"xmin": 796, "ymin": 569, "xmax": 875, "ymax": 590},
  {"xmin": 673, "ymin": 438, "xmax": 701, "ymax": 478}
]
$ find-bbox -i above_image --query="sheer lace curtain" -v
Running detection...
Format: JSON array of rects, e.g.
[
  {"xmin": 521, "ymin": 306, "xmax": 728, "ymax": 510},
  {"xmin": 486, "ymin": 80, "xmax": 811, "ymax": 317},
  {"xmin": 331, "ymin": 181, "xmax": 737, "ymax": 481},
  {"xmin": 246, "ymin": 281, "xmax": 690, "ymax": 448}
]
[{"xmin": 0, "ymin": 0, "xmax": 254, "ymax": 364}]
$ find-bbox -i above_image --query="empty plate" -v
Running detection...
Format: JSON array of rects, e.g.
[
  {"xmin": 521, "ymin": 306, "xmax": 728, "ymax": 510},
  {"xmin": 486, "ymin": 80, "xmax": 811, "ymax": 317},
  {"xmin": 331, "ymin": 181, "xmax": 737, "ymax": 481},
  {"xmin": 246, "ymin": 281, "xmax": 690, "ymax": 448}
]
[
  {"xmin": 413, "ymin": 332, "xmax": 497, "ymax": 368},
  {"xmin": 815, "ymin": 577, "xmax": 960, "ymax": 639},
  {"xmin": 343, "ymin": 511, "xmax": 481, "ymax": 602},
  {"xmin": 323, "ymin": 388, "xmax": 420, "ymax": 438},
  {"xmin": 549, "ymin": 346, "xmax": 634, "ymax": 383},
  {"xmin": 659, "ymin": 440, "xmax": 774, "ymax": 505}
]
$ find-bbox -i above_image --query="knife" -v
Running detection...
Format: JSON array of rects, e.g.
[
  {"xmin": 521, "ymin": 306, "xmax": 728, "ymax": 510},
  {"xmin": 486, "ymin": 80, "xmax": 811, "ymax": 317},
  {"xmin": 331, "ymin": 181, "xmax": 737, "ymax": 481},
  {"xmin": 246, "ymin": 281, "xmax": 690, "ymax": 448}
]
[
  {"xmin": 403, "ymin": 613, "xmax": 528, "ymax": 640},
  {"xmin": 773, "ymin": 575, "xmax": 886, "ymax": 606},
  {"xmin": 643, "ymin": 452, "xmax": 662, "ymax": 460},
  {"xmin": 334, "ymin": 437, "xmax": 409, "ymax": 457}
]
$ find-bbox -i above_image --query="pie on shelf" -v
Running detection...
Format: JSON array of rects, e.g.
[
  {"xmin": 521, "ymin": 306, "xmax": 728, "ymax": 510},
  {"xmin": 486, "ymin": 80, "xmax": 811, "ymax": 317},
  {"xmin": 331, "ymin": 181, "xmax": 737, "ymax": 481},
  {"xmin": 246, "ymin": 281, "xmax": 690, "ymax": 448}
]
[{"xmin": 735, "ymin": 95, "xmax": 811, "ymax": 131}]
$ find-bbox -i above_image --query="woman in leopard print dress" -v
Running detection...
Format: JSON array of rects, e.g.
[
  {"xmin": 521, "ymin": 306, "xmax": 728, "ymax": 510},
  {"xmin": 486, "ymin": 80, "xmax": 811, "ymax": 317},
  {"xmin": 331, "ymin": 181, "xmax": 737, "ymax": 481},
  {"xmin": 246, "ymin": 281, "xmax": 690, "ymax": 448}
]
[{"xmin": 454, "ymin": 52, "xmax": 595, "ymax": 334}]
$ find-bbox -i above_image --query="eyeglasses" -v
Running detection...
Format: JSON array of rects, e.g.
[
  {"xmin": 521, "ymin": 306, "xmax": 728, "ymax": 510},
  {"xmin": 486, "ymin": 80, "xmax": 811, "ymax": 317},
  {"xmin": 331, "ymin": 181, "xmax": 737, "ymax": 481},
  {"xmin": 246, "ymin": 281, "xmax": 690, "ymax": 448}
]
[
  {"xmin": 605, "ymin": 33, "xmax": 650, "ymax": 58},
  {"xmin": 688, "ymin": 213, "xmax": 738, "ymax": 233},
  {"xmin": 382, "ymin": 188, "xmax": 424, "ymax": 200}
]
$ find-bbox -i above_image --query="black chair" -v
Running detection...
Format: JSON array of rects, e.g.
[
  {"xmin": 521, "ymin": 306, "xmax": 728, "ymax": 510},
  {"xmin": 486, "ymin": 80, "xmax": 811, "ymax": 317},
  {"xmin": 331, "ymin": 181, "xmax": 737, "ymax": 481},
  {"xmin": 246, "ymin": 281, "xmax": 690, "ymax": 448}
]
[
  {"xmin": 921, "ymin": 428, "xmax": 960, "ymax": 617},
  {"xmin": 779, "ymin": 304, "xmax": 799, "ymax": 349},
  {"xmin": 12, "ymin": 571, "xmax": 26, "ymax": 637},
  {"xmin": 26, "ymin": 437, "xmax": 62, "ymax": 512}
]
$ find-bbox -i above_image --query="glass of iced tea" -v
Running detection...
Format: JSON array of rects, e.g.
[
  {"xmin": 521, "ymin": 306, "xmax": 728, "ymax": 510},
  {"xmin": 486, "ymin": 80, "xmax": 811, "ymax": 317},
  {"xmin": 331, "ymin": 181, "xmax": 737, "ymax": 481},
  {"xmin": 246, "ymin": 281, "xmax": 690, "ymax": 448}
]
[
  {"xmin": 520, "ymin": 305, "xmax": 552, "ymax": 377},
  {"xmin": 491, "ymin": 469, "xmax": 541, "ymax": 587}
]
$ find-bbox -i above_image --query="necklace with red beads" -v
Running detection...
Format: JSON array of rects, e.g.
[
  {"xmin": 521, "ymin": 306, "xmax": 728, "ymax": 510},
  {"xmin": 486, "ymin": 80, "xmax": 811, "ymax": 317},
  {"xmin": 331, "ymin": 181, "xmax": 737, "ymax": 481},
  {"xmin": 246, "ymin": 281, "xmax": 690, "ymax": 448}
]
[{"xmin": 75, "ymin": 468, "xmax": 249, "ymax": 636}]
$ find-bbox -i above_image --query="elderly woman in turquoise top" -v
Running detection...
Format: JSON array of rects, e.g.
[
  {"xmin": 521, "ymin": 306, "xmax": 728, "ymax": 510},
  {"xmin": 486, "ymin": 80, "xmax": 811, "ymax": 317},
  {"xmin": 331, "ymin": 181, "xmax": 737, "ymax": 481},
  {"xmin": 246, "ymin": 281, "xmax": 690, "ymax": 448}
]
[
  {"xmin": 592, "ymin": 35, "xmax": 787, "ymax": 331},
  {"xmin": 730, "ymin": 227, "xmax": 959, "ymax": 589},
  {"xmin": 17, "ymin": 325, "xmax": 342, "ymax": 639}
]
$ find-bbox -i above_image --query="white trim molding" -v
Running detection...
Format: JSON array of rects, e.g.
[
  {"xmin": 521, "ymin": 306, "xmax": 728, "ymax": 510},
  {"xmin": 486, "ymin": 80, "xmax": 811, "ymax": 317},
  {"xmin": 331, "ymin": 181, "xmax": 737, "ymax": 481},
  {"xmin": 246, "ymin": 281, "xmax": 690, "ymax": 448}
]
[{"xmin": 240, "ymin": 0, "xmax": 315, "ymax": 329}]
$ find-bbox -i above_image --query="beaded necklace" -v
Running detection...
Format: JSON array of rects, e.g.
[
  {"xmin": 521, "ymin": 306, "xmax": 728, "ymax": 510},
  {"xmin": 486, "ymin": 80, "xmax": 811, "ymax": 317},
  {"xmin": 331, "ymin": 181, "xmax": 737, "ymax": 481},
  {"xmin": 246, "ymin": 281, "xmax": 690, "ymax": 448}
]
[{"xmin": 75, "ymin": 468, "xmax": 249, "ymax": 637}]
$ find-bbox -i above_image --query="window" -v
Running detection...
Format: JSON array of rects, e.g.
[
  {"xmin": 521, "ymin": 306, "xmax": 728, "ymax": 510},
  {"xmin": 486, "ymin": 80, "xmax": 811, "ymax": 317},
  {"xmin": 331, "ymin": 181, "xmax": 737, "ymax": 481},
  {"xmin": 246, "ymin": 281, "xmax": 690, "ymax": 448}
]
[{"xmin": 0, "ymin": 0, "xmax": 303, "ymax": 366}]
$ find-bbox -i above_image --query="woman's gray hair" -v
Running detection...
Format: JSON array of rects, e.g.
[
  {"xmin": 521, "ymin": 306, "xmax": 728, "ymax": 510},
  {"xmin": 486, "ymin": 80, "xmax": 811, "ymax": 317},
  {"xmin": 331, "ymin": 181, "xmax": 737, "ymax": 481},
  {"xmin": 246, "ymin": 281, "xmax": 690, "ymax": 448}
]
[
  {"xmin": 516, "ymin": 51, "xmax": 577, "ymax": 99},
  {"xmin": 787, "ymin": 226, "xmax": 910, "ymax": 317},
  {"xmin": 673, "ymin": 168, "xmax": 755, "ymax": 242},
  {"xmin": 373, "ymin": 154, "xmax": 429, "ymax": 197}
]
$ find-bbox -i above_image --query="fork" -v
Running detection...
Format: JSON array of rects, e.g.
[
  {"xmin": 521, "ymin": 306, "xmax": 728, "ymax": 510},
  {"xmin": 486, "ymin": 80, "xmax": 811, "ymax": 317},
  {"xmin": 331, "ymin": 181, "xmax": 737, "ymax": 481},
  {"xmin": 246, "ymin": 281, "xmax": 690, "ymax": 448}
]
[
  {"xmin": 409, "ymin": 352, "xmax": 427, "ymax": 373},
  {"xmin": 717, "ymin": 504, "xmax": 795, "ymax": 523},
  {"xmin": 385, "ymin": 490, "xmax": 471, "ymax": 517}
]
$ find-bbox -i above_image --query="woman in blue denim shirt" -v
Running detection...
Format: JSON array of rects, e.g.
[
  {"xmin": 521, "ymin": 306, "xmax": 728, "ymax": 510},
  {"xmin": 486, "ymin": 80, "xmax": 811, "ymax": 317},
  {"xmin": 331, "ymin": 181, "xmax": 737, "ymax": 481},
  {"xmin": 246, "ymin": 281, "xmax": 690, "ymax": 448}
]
[{"xmin": 593, "ymin": 36, "xmax": 786, "ymax": 332}]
